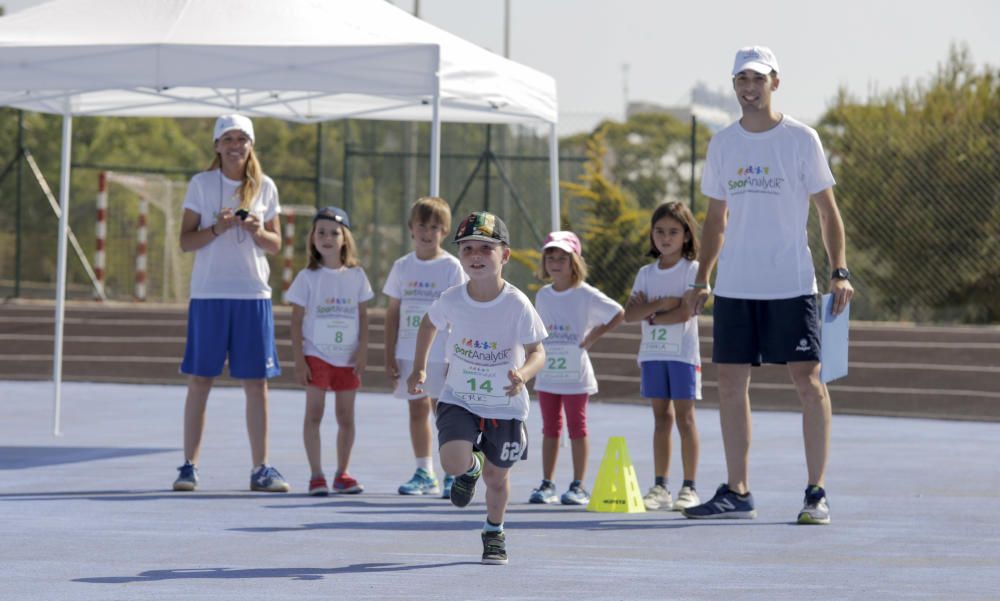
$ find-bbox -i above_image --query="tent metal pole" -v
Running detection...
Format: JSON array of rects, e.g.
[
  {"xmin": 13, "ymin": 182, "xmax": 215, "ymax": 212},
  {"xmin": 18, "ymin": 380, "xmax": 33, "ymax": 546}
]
[
  {"xmin": 429, "ymin": 93, "xmax": 441, "ymax": 196},
  {"xmin": 429, "ymin": 51, "xmax": 442, "ymax": 196},
  {"xmin": 53, "ymin": 113, "xmax": 73, "ymax": 437},
  {"xmin": 548, "ymin": 123, "xmax": 560, "ymax": 230}
]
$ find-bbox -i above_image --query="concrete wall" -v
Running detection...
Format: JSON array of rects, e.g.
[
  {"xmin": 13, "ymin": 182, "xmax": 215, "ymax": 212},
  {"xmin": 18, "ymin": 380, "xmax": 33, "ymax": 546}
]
[{"xmin": 2, "ymin": 301, "xmax": 997, "ymax": 421}]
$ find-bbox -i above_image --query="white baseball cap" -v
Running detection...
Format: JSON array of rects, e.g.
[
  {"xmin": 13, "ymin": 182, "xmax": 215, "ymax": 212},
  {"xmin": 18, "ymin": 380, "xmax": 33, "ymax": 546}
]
[
  {"xmin": 732, "ymin": 46, "xmax": 780, "ymax": 76},
  {"xmin": 213, "ymin": 114, "xmax": 255, "ymax": 143}
]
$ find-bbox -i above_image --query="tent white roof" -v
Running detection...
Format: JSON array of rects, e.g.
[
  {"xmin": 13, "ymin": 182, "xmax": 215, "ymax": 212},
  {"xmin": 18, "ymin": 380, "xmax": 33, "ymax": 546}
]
[
  {"xmin": 0, "ymin": 0, "xmax": 563, "ymax": 434},
  {"xmin": 0, "ymin": 0, "xmax": 557, "ymax": 125}
]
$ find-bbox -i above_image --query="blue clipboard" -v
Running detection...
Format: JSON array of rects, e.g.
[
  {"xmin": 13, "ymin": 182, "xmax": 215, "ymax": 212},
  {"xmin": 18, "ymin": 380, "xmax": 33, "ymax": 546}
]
[{"xmin": 819, "ymin": 294, "xmax": 849, "ymax": 384}]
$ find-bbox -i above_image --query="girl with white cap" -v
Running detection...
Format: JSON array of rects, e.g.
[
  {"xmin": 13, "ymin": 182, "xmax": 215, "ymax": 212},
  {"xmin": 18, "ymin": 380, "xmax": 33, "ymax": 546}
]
[{"xmin": 172, "ymin": 114, "xmax": 289, "ymax": 493}]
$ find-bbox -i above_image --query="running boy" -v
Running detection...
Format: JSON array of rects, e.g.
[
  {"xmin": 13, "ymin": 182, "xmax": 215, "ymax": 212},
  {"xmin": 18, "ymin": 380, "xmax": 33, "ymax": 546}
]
[
  {"xmin": 408, "ymin": 211, "xmax": 547, "ymax": 565},
  {"xmin": 383, "ymin": 197, "xmax": 466, "ymax": 497}
]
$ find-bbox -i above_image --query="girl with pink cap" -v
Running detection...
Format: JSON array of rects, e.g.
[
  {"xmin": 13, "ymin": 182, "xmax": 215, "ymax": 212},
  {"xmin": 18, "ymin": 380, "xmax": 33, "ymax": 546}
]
[{"xmin": 529, "ymin": 231, "xmax": 624, "ymax": 505}]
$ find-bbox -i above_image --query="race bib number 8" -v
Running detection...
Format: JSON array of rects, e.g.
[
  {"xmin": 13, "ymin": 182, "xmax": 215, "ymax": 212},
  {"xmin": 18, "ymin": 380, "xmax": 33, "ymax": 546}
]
[{"xmin": 314, "ymin": 316, "xmax": 358, "ymax": 356}]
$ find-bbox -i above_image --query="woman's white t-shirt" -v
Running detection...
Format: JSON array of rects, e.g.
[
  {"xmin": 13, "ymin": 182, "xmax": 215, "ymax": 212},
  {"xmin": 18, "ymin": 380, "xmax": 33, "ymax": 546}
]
[
  {"xmin": 382, "ymin": 251, "xmax": 467, "ymax": 362},
  {"xmin": 286, "ymin": 266, "xmax": 375, "ymax": 367},
  {"xmin": 427, "ymin": 282, "xmax": 547, "ymax": 422},
  {"xmin": 534, "ymin": 282, "xmax": 623, "ymax": 395},
  {"xmin": 630, "ymin": 259, "xmax": 701, "ymax": 367},
  {"xmin": 182, "ymin": 170, "xmax": 280, "ymax": 299}
]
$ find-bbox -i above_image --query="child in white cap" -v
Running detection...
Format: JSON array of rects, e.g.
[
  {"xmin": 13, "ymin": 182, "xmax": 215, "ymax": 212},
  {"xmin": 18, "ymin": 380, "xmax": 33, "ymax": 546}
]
[
  {"xmin": 174, "ymin": 114, "xmax": 289, "ymax": 493},
  {"xmin": 683, "ymin": 46, "xmax": 854, "ymax": 524}
]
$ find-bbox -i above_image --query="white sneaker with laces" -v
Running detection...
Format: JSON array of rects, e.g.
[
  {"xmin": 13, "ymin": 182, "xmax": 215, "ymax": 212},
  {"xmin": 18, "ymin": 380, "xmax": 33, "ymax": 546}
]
[
  {"xmin": 672, "ymin": 485, "xmax": 700, "ymax": 511},
  {"xmin": 643, "ymin": 484, "xmax": 673, "ymax": 510}
]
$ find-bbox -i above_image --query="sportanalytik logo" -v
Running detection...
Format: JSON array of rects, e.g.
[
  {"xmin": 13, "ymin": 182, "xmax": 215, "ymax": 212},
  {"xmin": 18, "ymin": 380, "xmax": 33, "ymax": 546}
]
[{"xmin": 728, "ymin": 164, "xmax": 784, "ymax": 195}]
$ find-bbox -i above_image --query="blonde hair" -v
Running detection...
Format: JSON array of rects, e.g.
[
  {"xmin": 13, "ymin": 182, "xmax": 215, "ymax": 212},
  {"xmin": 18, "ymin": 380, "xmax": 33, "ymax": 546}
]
[
  {"xmin": 307, "ymin": 222, "xmax": 360, "ymax": 270},
  {"xmin": 409, "ymin": 196, "xmax": 452, "ymax": 232},
  {"xmin": 208, "ymin": 147, "xmax": 263, "ymax": 211},
  {"xmin": 536, "ymin": 247, "xmax": 588, "ymax": 286}
]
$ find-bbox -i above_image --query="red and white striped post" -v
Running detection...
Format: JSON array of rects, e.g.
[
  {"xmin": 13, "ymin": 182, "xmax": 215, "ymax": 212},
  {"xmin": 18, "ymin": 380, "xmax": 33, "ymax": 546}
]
[
  {"xmin": 281, "ymin": 207, "xmax": 296, "ymax": 304},
  {"xmin": 94, "ymin": 171, "xmax": 108, "ymax": 300},
  {"xmin": 135, "ymin": 197, "xmax": 148, "ymax": 301}
]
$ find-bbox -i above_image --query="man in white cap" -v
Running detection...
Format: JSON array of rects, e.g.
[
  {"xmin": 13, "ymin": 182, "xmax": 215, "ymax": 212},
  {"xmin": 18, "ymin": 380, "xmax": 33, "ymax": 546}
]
[{"xmin": 683, "ymin": 46, "xmax": 854, "ymax": 524}]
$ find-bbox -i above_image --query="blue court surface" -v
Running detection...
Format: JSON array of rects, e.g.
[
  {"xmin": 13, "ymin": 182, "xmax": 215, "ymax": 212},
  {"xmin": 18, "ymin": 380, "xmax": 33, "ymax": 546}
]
[{"xmin": 1, "ymin": 380, "xmax": 997, "ymax": 600}]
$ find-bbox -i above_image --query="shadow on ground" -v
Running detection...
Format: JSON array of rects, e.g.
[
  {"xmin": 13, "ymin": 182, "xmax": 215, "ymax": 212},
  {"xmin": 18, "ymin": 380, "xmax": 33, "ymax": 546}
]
[{"xmin": 74, "ymin": 561, "xmax": 481, "ymax": 584}]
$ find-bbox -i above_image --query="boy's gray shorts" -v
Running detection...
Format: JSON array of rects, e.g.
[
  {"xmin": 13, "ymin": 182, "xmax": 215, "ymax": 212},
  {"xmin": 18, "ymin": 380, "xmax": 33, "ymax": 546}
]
[{"xmin": 436, "ymin": 401, "xmax": 529, "ymax": 469}]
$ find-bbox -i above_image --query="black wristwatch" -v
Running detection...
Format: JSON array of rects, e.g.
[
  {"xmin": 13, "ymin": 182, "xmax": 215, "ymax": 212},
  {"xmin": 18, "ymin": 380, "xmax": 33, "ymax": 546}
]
[{"xmin": 831, "ymin": 267, "xmax": 850, "ymax": 281}]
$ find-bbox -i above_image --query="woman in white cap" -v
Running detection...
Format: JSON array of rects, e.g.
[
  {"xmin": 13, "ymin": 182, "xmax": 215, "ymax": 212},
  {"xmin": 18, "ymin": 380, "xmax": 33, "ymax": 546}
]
[{"xmin": 172, "ymin": 114, "xmax": 289, "ymax": 493}]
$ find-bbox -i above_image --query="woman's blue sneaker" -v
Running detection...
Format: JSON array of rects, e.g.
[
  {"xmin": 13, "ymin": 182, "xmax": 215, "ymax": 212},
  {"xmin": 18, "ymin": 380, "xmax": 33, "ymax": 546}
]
[
  {"xmin": 682, "ymin": 484, "xmax": 756, "ymax": 519},
  {"xmin": 250, "ymin": 464, "xmax": 290, "ymax": 493}
]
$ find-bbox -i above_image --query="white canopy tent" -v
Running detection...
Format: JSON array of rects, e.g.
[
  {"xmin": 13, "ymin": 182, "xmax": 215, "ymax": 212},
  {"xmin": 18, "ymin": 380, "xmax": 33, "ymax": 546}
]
[{"xmin": 0, "ymin": 0, "xmax": 560, "ymax": 434}]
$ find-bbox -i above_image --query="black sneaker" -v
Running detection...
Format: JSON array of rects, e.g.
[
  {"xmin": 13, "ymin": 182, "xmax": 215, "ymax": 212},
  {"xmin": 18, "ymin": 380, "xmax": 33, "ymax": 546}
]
[
  {"xmin": 450, "ymin": 450, "xmax": 483, "ymax": 508},
  {"xmin": 481, "ymin": 530, "xmax": 508, "ymax": 565}
]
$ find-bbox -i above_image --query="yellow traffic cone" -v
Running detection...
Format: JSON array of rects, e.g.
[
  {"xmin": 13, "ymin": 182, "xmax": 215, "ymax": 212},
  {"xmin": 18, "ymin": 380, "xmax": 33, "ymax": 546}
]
[{"xmin": 586, "ymin": 436, "xmax": 645, "ymax": 513}]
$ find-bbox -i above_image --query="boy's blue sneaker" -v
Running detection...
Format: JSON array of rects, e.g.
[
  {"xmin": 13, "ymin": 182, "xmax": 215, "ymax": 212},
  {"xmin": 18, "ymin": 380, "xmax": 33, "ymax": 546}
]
[
  {"xmin": 797, "ymin": 485, "xmax": 831, "ymax": 525},
  {"xmin": 398, "ymin": 468, "xmax": 441, "ymax": 496},
  {"xmin": 450, "ymin": 451, "xmax": 483, "ymax": 508},
  {"xmin": 529, "ymin": 480, "xmax": 558, "ymax": 504},
  {"xmin": 250, "ymin": 464, "xmax": 290, "ymax": 493},
  {"xmin": 682, "ymin": 484, "xmax": 756, "ymax": 519},
  {"xmin": 441, "ymin": 475, "xmax": 455, "ymax": 499},
  {"xmin": 173, "ymin": 462, "xmax": 198, "ymax": 491},
  {"xmin": 560, "ymin": 481, "xmax": 590, "ymax": 506}
]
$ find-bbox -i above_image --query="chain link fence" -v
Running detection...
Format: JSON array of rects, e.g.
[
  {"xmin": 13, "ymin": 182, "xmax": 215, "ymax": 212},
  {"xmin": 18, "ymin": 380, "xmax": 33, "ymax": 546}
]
[{"xmin": 2, "ymin": 112, "xmax": 997, "ymax": 324}]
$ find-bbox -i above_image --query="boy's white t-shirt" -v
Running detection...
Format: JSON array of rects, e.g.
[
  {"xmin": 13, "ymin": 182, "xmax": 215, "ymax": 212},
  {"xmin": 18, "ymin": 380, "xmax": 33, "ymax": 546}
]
[
  {"xmin": 427, "ymin": 282, "xmax": 547, "ymax": 422},
  {"xmin": 382, "ymin": 251, "xmax": 467, "ymax": 362},
  {"xmin": 286, "ymin": 266, "xmax": 374, "ymax": 367},
  {"xmin": 630, "ymin": 259, "xmax": 701, "ymax": 366},
  {"xmin": 534, "ymin": 282, "xmax": 623, "ymax": 395},
  {"xmin": 182, "ymin": 170, "xmax": 281, "ymax": 299},
  {"xmin": 700, "ymin": 116, "xmax": 836, "ymax": 300}
]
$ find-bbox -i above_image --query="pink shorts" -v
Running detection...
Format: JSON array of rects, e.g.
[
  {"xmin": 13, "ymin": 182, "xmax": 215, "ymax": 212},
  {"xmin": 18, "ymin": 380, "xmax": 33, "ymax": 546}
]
[
  {"xmin": 537, "ymin": 391, "xmax": 589, "ymax": 439},
  {"xmin": 306, "ymin": 356, "xmax": 360, "ymax": 392}
]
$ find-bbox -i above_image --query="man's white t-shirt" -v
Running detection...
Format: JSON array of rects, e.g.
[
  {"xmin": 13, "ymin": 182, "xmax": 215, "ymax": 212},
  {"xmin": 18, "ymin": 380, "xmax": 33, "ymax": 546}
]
[
  {"xmin": 701, "ymin": 116, "xmax": 836, "ymax": 300},
  {"xmin": 534, "ymin": 283, "xmax": 623, "ymax": 395},
  {"xmin": 630, "ymin": 259, "xmax": 701, "ymax": 366},
  {"xmin": 286, "ymin": 266, "xmax": 375, "ymax": 367},
  {"xmin": 427, "ymin": 282, "xmax": 547, "ymax": 422},
  {"xmin": 382, "ymin": 251, "xmax": 467, "ymax": 362},
  {"xmin": 182, "ymin": 170, "xmax": 281, "ymax": 299}
]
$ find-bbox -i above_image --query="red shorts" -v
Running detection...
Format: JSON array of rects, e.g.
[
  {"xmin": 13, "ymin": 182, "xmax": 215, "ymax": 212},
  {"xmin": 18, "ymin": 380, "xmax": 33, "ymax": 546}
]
[{"xmin": 305, "ymin": 356, "xmax": 360, "ymax": 392}]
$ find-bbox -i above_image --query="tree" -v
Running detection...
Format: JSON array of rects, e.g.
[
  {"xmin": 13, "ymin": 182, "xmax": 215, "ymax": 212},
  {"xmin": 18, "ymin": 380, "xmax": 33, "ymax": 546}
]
[
  {"xmin": 560, "ymin": 127, "xmax": 648, "ymax": 304},
  {"xmin": 817, "ymin": 45, "xmax": 1000, "ymax": 322},
  {"xmin": 563, "ymin": 111, "xmax": 711, "ymax": 211}
]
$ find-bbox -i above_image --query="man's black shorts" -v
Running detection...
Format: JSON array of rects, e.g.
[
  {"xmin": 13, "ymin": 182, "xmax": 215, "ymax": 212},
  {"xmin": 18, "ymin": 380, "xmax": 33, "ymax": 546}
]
[{"xmin": 712, "ymin": 295, "xmax": 821, "ymax": 365}]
